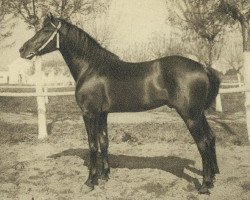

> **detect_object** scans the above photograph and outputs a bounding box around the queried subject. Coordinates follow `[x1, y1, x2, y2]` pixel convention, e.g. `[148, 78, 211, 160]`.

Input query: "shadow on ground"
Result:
[49, 148, 202, 189]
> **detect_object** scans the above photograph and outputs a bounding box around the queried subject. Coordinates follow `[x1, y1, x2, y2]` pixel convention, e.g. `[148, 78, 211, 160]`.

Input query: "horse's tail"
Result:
[205, 67, 221, 109]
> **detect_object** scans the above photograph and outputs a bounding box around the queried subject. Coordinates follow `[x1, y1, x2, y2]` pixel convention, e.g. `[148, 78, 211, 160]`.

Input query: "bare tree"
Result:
[86, 15, 113, 47]
[49, 0, 92, 20]
[218, 0, 250, 51]
[186, 31, 225, 66]
[77, 0, 120, 48]
[7, 0, 97, 32]
[218, 0, 250, 137]
[120, 43, 152, 62]
[169, 0, 226, 67]
[0, 0, 14, 45]
[148, 31, 189, 59]
[222, 39, 243, 72]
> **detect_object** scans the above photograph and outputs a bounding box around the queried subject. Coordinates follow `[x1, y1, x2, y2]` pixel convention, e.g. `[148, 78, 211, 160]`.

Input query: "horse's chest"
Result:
[75, 77, 108, 113]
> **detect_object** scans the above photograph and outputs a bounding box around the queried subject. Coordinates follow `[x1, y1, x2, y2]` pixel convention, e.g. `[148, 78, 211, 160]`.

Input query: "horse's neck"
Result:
[58, 24, 115, 81]
[59, 49, 82, 81]
[59, 35, 92, 81]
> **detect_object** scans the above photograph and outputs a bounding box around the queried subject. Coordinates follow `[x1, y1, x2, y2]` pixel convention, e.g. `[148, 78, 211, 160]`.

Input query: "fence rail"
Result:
[0, 83, 247, 96]
[0, 85, 75, 89]
[221, 83, 244, 86]
[0, 82, 247, 139]
[0, 91, 75, 97]
[219, 87, 250, 94]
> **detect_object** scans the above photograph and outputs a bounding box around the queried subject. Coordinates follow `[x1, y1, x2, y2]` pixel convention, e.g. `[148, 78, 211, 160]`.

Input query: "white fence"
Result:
[216, 82, 247, 112]
[0, 84, 75, 138]
[0, 81, 248, 139]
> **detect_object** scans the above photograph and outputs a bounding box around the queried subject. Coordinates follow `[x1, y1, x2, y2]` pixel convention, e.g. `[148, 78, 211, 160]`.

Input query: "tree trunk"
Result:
[241, 20, 250, 140]
[241, 21, 250, 51]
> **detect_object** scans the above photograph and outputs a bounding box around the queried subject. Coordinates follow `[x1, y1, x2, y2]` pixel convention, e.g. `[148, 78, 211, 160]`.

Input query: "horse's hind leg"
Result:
[182, 113, 214, 194]
[202, 115, 220, 176]
[83, 115, 99, 189]
[98, 112, 110, 180]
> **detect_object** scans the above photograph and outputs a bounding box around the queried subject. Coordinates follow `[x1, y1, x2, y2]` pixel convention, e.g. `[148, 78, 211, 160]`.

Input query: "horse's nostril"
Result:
[19, 47, 24, 53]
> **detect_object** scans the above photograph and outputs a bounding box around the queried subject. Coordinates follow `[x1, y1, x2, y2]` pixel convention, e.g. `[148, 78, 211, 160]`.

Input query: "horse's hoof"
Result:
[81, 184, 94, 193]
[85, 177, 98, 189]
[212, 168, 220, 175]
[85, 181, 94, 189]
[214, 168, 220, 174]
[198, 186, 210, 195]
[100, 168, 110, 181]
[207, 181, 214, 188]
[100, 173, 109, 181]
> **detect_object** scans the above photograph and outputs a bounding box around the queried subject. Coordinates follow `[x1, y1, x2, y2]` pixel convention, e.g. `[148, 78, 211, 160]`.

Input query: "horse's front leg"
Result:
[98, 112, 110, 180]
[83, 115, 99, 189]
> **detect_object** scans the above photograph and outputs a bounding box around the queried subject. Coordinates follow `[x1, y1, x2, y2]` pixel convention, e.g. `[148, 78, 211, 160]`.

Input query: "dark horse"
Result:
[20, 13, 220, 194]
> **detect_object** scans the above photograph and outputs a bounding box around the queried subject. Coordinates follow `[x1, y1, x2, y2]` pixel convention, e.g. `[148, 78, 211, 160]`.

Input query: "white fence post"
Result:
[243, 52, 250, 141]
[237, 73, 242, 89]
[216, 93, 222, 112]
[44, 86, 49, 104]
[34, 56, 47, 139]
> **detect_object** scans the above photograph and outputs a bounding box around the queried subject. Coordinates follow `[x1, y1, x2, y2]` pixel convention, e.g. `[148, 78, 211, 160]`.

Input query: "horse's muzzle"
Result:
[19, 46, 36, 60]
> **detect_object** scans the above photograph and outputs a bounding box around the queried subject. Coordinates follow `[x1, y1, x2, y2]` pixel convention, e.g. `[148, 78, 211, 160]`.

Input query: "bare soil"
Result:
[0, 109, 249, 200]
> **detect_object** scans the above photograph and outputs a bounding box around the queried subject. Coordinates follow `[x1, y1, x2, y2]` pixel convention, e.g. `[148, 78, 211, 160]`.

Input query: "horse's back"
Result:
[102, 55, 205, 79]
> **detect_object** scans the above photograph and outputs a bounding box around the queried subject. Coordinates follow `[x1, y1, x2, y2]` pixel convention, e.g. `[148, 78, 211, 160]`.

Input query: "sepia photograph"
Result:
[0, 0, 249, 199]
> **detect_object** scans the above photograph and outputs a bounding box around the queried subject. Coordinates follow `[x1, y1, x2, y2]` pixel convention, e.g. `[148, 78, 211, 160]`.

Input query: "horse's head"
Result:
[19, 13, 61, 59]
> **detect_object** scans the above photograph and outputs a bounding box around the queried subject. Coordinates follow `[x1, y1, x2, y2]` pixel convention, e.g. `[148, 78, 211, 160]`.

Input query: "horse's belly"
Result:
[107, 81, 168, 112]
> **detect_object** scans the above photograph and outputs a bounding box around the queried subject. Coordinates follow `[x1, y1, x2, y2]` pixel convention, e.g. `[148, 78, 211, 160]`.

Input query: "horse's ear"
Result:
[47, 12, 55, 22]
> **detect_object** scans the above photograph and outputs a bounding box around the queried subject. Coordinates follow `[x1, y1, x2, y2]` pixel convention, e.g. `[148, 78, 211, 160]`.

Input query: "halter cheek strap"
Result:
[38, 21, 62, 52]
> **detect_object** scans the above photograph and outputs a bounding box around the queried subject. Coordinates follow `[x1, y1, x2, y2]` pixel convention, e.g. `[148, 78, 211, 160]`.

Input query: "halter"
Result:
[38, 21, 62, 52]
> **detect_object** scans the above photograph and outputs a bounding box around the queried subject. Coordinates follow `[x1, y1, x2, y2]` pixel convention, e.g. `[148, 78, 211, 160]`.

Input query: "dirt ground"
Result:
[0, 110, 249, 200]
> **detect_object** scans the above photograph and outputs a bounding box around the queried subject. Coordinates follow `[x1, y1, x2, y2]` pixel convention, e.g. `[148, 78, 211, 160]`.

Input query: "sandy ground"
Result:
[0, 111, 249, 200]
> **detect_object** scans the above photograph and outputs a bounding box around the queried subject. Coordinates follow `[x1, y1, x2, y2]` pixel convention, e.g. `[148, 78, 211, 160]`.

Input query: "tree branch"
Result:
[218, 0, 246, 24]
[246, 10, 250, 20]
[21, 0, 32, 17]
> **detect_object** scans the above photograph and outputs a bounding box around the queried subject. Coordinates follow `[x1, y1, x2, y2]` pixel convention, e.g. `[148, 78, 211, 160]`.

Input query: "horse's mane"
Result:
[60, 19, 120, 61]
